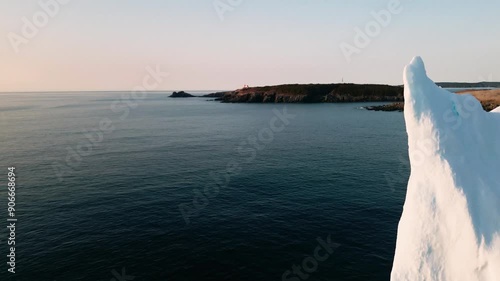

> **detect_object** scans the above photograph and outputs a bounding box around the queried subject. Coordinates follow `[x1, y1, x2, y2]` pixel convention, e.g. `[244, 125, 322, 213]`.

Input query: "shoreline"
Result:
[168, 85, 499, 112]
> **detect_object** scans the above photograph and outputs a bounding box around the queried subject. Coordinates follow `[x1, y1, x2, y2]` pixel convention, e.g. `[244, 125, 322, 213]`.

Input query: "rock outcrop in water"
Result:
[170, 91, 195, 98]
[201, 92, 226, 98]
[208, 84, 404, 103]
[365, 102, 404, 112]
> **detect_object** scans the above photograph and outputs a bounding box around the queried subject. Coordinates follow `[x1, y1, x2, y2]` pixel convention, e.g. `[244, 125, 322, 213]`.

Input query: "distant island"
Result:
[435, 82, 500, 88]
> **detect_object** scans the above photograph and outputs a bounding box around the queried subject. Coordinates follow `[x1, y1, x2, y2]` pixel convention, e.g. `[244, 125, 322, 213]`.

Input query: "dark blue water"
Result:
[0, 92, 409, 281]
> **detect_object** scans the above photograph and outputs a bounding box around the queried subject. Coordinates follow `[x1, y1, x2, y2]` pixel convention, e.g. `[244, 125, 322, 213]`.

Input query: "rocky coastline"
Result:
[205, 84, 404, 103]
[173, 85, 498, 112]
[365, 102, 404, 112]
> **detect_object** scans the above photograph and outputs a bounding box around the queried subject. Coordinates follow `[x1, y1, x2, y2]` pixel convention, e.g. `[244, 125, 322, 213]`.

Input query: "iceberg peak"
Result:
[408, 56, 426, 74]
[391, 57, 500, 281]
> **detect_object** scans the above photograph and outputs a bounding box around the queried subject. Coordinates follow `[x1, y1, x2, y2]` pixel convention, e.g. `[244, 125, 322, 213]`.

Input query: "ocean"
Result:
[0, 91, 409, 281]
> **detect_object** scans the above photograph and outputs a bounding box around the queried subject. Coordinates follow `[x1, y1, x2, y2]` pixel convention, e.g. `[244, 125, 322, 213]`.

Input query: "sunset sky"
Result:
[1, 0, 499, 92]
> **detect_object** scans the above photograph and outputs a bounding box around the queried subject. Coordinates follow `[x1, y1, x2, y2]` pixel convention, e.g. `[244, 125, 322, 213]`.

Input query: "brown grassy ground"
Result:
[456, 89, 500, 111]
[366, 89, 500, 112]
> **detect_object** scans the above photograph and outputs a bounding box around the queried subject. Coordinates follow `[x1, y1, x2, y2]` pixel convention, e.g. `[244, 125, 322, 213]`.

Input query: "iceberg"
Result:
[391, 57, 500, 281]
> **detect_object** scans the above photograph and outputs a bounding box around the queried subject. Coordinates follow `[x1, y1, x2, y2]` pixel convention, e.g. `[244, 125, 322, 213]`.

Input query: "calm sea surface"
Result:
[0, 91, 409, 281]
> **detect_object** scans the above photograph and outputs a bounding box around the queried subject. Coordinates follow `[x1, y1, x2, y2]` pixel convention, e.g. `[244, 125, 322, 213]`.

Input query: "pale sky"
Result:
[1, 0, 499, 92]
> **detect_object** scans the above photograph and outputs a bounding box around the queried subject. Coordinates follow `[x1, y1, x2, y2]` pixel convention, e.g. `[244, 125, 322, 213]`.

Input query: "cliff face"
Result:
[216, 84, 404, 103]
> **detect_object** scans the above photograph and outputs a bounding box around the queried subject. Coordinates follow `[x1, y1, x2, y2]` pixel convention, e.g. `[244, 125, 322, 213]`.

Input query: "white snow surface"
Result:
[391, 57, 500, 281]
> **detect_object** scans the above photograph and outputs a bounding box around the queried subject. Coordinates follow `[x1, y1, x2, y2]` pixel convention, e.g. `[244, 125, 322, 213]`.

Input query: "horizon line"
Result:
[1, 81, 498, 94]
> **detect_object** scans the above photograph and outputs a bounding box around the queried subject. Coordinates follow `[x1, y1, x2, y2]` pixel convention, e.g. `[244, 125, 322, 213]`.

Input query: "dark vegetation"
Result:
[209, 83, 404, 103]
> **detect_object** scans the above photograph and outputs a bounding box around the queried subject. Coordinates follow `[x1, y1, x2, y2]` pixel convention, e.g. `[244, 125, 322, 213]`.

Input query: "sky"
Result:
[0, 0, 499, 92]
